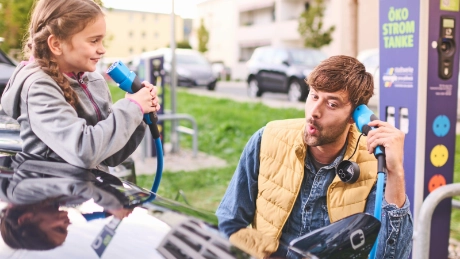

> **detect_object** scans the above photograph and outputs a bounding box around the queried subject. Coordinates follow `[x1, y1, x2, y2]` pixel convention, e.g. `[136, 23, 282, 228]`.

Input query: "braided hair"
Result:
[23, 0, 103, 110]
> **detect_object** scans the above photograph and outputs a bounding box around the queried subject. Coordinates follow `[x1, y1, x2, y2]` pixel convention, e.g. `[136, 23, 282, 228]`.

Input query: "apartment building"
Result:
[196, 0, 379, 80]
[103, 8, 184, 63]
[193, 0, 238, 67]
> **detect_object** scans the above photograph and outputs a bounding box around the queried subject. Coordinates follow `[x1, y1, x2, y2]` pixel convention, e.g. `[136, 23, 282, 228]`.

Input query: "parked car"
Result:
[211, 61, 232, 81]
[246, 46, 328, 102]
[0, 48, 17, 95]
[138, 48, 217, 90]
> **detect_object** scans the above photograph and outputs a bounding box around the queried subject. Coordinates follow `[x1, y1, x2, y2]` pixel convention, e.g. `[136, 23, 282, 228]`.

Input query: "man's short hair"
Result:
[306, 55, 374, 108]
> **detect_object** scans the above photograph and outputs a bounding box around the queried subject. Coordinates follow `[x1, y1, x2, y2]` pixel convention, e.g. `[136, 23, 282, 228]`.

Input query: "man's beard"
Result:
[303, 117, 350, 147]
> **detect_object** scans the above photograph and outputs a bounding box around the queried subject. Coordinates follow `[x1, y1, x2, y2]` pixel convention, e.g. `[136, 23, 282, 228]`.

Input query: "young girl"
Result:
[1, 0, 160, 172]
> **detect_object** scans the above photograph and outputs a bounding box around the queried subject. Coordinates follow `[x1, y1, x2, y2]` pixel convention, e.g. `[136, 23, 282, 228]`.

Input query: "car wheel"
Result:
[248, 78, 262, 98]
[300, 84, 309, 102]
[288, 80, 302, 102]
[207, 81, 216, 91]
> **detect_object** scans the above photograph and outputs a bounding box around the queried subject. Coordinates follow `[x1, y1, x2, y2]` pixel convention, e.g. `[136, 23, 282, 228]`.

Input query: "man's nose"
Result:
[309, 102, 322, 119]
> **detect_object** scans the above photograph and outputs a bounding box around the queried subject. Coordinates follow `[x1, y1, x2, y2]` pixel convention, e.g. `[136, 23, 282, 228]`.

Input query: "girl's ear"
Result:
[48, 34, 63, 56]
[17, 212, 34, 226]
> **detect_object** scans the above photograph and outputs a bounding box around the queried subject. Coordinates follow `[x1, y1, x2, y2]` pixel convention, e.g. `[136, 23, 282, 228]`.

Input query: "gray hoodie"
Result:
[1, 62, 146, 171]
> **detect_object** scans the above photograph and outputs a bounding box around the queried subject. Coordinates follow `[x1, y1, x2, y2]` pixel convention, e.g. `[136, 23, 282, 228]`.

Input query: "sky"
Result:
[102, 0, 204, 19]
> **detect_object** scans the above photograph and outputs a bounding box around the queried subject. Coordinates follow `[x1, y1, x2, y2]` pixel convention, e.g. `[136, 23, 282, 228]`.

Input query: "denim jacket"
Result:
[216, 127, 413, 259]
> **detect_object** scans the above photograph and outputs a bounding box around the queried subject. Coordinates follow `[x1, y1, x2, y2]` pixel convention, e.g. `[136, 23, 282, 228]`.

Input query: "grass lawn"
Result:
[108, 83, 460, 240]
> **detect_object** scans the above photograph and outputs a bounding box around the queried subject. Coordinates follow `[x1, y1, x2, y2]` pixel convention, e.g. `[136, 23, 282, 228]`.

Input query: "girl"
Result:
[1, 0, 160, 172]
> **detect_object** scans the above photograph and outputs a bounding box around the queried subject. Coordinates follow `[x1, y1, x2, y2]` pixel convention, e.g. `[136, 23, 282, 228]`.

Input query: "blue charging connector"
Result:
[352, 104, 386, 259]
[106, 60, 163, 197]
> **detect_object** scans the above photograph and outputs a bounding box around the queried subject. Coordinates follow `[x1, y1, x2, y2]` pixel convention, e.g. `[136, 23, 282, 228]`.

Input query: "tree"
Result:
[0, 0, 104, 55]
[297, 0, 335, 49]
[0, 0, 35, 54]
[94, 0, 104, 6]
[167, 40, 192, 49]
[196, 18, 209, 53]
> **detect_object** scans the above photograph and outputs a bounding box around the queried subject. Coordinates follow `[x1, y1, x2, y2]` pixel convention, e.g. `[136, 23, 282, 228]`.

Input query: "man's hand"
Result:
[366, 120, 406, 207]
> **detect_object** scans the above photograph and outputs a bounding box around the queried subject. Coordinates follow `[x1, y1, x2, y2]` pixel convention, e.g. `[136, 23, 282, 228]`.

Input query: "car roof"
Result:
[140, 48, 203, 58]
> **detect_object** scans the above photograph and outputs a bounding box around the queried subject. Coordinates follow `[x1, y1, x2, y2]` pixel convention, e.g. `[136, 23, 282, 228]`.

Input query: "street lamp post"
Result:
[170, 0, 179, 153]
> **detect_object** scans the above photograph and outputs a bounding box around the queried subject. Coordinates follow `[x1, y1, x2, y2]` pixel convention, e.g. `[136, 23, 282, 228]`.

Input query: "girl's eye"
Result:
[92, 39, 99, 43]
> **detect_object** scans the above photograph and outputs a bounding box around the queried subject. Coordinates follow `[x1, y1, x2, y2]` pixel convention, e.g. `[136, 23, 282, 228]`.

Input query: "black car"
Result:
[0, 48, 17, 94]
[246, 47, 327, 102]
[0, 152, 380, 259]
[0, 153, 254, 259]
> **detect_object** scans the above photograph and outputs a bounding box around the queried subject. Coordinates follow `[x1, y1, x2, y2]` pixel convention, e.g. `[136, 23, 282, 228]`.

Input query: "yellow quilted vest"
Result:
[230, 119, 377, 258]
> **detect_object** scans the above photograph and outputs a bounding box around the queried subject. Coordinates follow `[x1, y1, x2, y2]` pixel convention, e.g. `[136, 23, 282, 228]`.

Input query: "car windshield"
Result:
[289, 49, 327, 66]
[176, 53, 209, 66]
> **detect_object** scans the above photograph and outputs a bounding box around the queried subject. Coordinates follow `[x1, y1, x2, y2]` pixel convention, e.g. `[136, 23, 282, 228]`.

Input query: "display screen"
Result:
[443, 18, 455, 28]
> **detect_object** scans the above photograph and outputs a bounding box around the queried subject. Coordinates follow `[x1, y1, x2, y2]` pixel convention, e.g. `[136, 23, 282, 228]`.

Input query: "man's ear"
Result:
[48, 34, 63, 56]
[17, 212, 34, 225]
[348, 116, 355, 125]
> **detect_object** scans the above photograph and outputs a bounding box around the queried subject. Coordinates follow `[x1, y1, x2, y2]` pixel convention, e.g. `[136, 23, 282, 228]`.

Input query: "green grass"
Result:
[109, 83, 460, 240]
[108, 83, 304, 211]
[451, 136, 460, 240]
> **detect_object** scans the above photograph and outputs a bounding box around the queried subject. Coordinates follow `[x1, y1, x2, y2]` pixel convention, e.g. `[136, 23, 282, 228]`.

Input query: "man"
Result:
[216, 55, 413, 259]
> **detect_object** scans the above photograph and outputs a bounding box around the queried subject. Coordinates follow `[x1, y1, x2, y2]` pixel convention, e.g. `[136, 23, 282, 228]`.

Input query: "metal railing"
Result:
[158, 113, 198, 157]
[141, 113, 198, 159]
[413, 183, 460, 259]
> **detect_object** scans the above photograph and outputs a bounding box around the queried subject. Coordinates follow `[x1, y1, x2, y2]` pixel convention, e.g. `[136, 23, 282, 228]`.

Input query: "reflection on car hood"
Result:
[0, 206, 171, 258]
[0, 153, 252, 259]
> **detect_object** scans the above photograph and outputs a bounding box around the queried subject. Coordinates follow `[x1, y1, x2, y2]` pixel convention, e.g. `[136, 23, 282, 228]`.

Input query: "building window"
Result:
[129, 47, 133, 54]
[129, 31, 133, 38]
[142, 31, 146, 38]
[142, 14, 146, 22]
[154, 32, 159, 39]
[142, 47, 146, 52]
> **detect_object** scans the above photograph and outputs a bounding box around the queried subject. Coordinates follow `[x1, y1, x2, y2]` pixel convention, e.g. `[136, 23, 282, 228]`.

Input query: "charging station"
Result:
[136, 54, 165, 156]
[379, 0, 460, 258]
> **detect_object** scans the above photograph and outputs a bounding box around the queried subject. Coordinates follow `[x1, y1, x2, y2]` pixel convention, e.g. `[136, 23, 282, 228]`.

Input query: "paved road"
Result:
[186, 80, 378, 111]
[186, 81, 305, 110]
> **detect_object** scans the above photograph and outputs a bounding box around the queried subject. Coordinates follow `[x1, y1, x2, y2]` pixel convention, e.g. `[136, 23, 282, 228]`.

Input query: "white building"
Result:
[195, 0, 379, 80]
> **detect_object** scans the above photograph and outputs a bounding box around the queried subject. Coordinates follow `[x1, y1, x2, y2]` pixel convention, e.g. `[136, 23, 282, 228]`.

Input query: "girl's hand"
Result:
[125, 81, 161, 114]
[141, 81, 161, 112]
